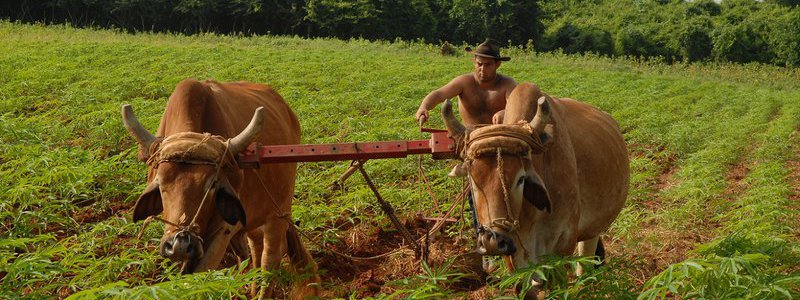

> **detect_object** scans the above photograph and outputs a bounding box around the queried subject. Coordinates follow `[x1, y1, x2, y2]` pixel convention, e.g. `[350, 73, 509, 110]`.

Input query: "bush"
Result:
[711, 22, 772, 64]
[686, 0, 722, 16]
[304, 0, 437, 40]
[448, 0, 543, 46]
[769, 9, 800, 66]
[678, 17, 713, 62]
[549, 22, 614, 56]
[615, 25, 659, 58]
[304, 0, 379, 39]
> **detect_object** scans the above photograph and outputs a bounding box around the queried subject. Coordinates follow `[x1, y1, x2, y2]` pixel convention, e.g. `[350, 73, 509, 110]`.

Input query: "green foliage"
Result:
[382, 259, 465, 299]
[305, 0, 437, 41]
[540, 0, 800, 66]
[548, 22, 614, 56]
[686, 0, 722, 16]
[496, 256, 599, 299]
[615, 25, 662, 58]
[66, 262, 262, 299]
[677, 17, 713, 62]
[304, 0, 379, 38]
[5, 0, 800, 67]
[639, 254, 800, 299]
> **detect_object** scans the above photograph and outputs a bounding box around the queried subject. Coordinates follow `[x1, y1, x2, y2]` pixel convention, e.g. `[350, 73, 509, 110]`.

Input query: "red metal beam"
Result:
[237, 129, 455, 168]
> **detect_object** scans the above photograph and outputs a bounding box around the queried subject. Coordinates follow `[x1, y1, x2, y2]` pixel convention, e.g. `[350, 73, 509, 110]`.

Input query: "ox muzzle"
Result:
[160, 229, 204, 274]
[476, 226, 516, 256]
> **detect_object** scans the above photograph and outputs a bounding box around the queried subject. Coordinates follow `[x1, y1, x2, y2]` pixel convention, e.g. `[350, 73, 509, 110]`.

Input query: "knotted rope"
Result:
[137, 132, 235, 250]
[461, 123, 541, 263]
[464, 121, 544, 160]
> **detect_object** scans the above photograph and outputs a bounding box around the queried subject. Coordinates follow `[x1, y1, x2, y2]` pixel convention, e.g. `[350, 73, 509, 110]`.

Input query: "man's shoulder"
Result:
[446, 73, 476, 89]
[498, 74, 518, 89]
[454, 73, 475, 82]
[498, 74, 517, 84]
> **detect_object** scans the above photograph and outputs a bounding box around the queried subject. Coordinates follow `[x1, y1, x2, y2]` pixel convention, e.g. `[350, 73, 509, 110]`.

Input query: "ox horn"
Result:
[122, 104, 156, 161]
[529, 96, 555, 148]
[229, 106, 265, 154]
[441, 99, 466, 138]
[530, 96, 552, 132]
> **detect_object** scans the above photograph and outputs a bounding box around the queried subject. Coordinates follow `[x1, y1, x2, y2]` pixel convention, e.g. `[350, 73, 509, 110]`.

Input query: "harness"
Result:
[139, 132, 237, 254]
[461, 121, 546, 262]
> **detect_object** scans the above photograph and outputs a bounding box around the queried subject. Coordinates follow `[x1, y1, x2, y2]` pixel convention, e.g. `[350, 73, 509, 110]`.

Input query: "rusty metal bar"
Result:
[329, 159, 367, 190]
[357, 163, 421, 257]
[237, 129, 455, 168]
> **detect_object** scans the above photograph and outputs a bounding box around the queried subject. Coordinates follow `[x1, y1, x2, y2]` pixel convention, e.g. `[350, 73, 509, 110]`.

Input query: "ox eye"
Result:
[516, 177, 525, 186]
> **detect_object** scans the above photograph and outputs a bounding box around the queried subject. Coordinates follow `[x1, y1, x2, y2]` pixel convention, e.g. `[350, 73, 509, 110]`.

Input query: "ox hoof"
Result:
[517, 280, 545, 300]
[482, 256, 499, 273]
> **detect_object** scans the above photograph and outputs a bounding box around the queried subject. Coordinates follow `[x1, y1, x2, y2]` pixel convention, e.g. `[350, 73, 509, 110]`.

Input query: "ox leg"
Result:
[258, 218, 290, 300]
[286, 226, 321, 299]
[575, 236, 600, 276]
[247, 228, 265, 298]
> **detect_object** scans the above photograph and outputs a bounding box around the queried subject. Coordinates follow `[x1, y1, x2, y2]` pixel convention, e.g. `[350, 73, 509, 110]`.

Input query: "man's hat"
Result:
[465, 38, 510, 61]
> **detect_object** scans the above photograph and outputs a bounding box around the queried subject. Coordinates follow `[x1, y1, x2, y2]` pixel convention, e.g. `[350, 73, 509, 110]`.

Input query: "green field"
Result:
[2, 22, 800, 299]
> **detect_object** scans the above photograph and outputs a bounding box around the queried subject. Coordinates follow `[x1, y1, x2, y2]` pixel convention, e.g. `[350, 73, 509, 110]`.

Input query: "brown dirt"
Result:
[607, 143, 743, 286]
[72, 200, 131, 224]
[314, 216, 488, 298]
[787, 131, 800, 246]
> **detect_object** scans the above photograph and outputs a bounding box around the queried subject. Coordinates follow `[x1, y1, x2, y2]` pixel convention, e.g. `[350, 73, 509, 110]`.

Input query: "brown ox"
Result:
[122, 79, 319, 299]
[442, 82, 628, 288]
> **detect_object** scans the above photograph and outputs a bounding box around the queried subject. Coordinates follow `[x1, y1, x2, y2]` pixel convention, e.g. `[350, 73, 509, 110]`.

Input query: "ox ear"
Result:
[538, 124, 555, 148]
[215, 179, 247, 226]
[524, 172, 551, 213]
[133, 181, 163, 222]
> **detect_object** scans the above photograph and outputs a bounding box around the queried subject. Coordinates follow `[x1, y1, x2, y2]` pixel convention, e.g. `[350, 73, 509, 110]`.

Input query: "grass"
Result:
[1, 21, 800, 299]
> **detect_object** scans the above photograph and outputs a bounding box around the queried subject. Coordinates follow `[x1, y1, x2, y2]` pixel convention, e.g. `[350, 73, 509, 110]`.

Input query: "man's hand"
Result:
[415, 107, 429, 126]
[492, 110, 505, 124]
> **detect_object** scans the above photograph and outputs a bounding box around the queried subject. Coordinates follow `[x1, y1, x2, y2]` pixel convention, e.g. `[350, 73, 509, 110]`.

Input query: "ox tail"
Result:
[286, 226, 321, 299]
[595, 238, 606, 269]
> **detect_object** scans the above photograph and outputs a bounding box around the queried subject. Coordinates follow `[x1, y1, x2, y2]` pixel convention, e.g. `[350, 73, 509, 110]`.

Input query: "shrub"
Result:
[678, 17, 713, 62]
[304, 0, 380, 39]
[448, 0, 543, 46]
[686, 0, 722, 16]
[615, 25, 659, 58]
[769, 9, 800, 66]
[549, 22, 614, 56]
[711, 22, 772, 64]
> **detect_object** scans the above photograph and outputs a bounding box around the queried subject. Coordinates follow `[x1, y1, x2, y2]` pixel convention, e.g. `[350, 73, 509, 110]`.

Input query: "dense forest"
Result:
[3, 0, 799, 66]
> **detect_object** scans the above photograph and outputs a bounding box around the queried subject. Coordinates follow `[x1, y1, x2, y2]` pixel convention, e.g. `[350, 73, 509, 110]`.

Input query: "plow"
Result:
[236, 127, 460, 259]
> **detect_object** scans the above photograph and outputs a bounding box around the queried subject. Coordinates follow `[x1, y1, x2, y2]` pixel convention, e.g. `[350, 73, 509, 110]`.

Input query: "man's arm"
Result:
[416, 76, 465, 125]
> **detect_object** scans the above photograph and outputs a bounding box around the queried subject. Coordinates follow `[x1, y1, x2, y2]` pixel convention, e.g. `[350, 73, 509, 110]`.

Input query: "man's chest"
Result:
[460, 87, 506, 111]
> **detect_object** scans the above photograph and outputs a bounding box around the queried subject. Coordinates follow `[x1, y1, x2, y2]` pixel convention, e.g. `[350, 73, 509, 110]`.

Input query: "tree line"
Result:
[3, 0, 799, 67]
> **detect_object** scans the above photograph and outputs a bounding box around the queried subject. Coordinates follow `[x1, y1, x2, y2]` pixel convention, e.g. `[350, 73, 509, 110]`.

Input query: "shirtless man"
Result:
[415, 38, 517, 127]
[416, 40, 517, 274]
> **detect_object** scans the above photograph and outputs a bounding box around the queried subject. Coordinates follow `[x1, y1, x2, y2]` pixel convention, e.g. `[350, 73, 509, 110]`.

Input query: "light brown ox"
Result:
[442, 82, 629, 285]
[122, 79, 319, 299]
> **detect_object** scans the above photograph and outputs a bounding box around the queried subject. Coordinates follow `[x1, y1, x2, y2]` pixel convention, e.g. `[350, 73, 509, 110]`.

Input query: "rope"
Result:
[137, 134, 232, 250]
[496, 148, 515, 223]
[495, 148, 530, 260]
[464, 122, 543, 160]
[188, 139, 230, 227]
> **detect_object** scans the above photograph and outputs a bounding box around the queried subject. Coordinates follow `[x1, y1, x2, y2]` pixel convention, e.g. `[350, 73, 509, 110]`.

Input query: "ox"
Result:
[122, 79, 319, 299]
[442, 82, 629, 292]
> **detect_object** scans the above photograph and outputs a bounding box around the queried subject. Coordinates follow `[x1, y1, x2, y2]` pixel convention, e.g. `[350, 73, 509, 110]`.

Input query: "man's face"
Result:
[473, 56, 501, 83]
